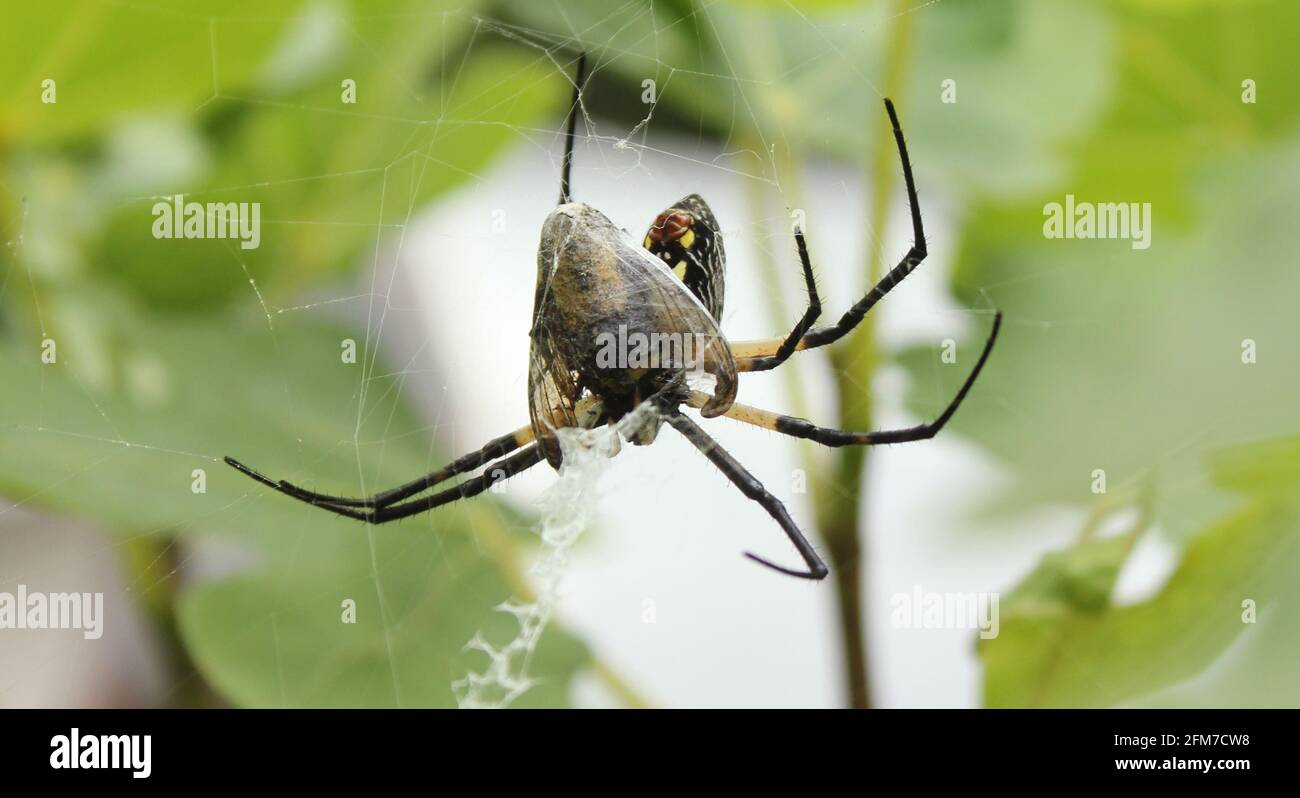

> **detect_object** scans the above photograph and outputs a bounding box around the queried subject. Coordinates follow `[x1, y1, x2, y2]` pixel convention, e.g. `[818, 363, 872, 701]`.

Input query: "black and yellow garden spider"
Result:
[226, 53, 1002, 581]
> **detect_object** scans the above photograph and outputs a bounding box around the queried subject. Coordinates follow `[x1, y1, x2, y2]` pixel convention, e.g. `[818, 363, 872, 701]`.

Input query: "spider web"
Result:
[0, 0, 1063, 709]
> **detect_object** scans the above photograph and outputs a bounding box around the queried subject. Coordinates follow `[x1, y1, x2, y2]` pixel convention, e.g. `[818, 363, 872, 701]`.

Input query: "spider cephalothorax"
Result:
[225, 53, 1002, 581]
[643, 194, 725, 320]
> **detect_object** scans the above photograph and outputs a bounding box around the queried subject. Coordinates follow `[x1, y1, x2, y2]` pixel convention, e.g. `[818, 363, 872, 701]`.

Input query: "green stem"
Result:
[122, 535, 225, 707]
[814, 0, 918, 709]
[590, 660, 651, 709]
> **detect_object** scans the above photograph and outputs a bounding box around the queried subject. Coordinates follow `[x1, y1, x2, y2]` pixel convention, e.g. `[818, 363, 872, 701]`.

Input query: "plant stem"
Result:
[814, 0, 918, 709]
[590, 660, 650, 709]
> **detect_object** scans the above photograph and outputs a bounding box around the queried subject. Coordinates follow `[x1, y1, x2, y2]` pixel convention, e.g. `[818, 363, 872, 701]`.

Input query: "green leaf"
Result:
[89, 11, 563, 309]
[0, 308, 588, 707]
[898, 132, 1300, 538]
[0, 1, 294, 145]
[895, 2, 1300, 523]
[503, 0, 1114, 197]
[2, 2, 562, 312]
[176, 536, 586, 708]
[1001, 532, 1139, 618]
[981, 433, 1300, 707]
[1133, 579, 1300, 709]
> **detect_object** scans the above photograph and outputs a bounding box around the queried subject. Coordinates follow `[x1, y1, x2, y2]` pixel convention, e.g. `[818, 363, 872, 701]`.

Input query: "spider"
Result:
[225, 53, 1002, 580]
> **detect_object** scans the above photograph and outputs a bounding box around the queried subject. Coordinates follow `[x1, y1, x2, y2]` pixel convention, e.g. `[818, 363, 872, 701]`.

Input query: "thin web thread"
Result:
[453, 401, 659, 709]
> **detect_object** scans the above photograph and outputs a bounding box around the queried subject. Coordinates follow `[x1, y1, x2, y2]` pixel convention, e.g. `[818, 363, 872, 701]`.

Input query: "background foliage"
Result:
[0, 0, 1295, 707]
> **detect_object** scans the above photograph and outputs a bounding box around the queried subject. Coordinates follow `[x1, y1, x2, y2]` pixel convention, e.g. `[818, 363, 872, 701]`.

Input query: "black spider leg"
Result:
[230, 445, 546, 524]
[557, 51, 587, 205]
[741, 228, 821, 372]
[729, 311, 1002, 446]
[743, 98, 927, 372]
[663, 411, 828, 580]
[224, 427, 531, 509]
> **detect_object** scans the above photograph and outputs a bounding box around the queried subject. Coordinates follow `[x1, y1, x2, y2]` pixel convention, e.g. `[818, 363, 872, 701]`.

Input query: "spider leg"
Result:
[737, 228, 822, 372]
[224, 425, 534, 510]
[731, 98, 933, 372]
[557, 52, 587, 205]
[663, 411, 827, 580]
[238, 445, 546, 524]
[708, 312, 1001, 445]
[357, 444, 545, 524]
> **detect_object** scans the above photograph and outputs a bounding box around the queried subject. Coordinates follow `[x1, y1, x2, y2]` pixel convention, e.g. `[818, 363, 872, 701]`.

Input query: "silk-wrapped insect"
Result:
[527, 197, 737, 465]
[226, 53, 1002, 580]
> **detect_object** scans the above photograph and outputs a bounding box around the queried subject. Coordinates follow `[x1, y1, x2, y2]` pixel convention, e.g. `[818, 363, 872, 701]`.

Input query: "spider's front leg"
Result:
[734, 227, 821, 373]
[664, 411, 828, 580]
[731, 98, 935, 372]
[224, 424, 536, 514]
[226, 394, 608, 521]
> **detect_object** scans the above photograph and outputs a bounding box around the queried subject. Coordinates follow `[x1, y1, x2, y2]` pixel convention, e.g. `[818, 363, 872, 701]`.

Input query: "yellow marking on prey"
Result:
[672, 261, 688, 280]
[678, 228, 695, 250]
[643, 234, 653, 249]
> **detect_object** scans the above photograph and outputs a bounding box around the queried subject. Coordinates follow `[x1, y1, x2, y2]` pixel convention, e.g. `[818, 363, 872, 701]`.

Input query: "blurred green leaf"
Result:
[727, 0, 861, 9]
[0, 0, 293, 145]
[0, 0, 589, 707]
[891, 0, 1300, 708]
[896, 3, 1300, 519]
[1000, 531, 1139, 617]
[982, 433, 1300, 707]
[1062, 0, 1298, 225]
[93, 18, 563, 309]
[0, 308, 587, 706]
[505, 0, 1113, 197]
[1133, 579, 1300, 709]
[177, 532, 585, 708]
[898, 134, 1300, 538]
